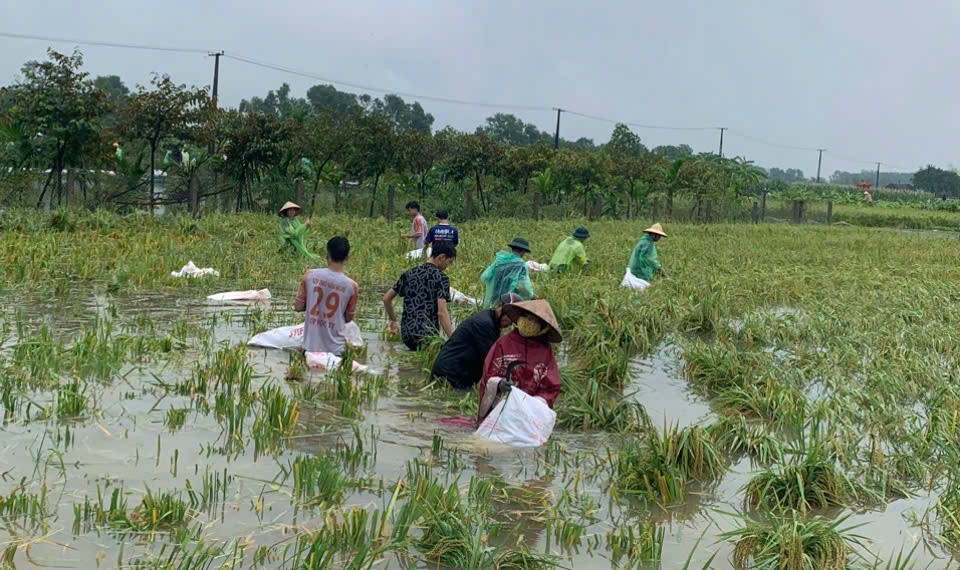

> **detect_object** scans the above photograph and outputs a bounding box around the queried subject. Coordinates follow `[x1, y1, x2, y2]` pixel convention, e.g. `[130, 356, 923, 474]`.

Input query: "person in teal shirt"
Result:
[628, 223, 667, 281]
[549, 227, 589, 272]
[480, 237, 534, 308]
[278, 201, 319, 259]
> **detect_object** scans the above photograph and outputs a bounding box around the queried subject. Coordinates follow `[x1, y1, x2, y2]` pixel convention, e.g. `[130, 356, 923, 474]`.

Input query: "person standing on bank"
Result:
[431, 293, 523, 390]
[401, 201, 428, 250]
[294, 236, 358, 355]
[628, 223, 667, 282]
[425, 209, 459, 248]
[383, 242, 457, 350]
[480, 237, 535, 308]
[549, 227, 589, 272]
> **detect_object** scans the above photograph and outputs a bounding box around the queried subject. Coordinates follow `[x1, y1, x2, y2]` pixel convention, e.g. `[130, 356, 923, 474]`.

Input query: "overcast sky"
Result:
[3, 0, 958, 176]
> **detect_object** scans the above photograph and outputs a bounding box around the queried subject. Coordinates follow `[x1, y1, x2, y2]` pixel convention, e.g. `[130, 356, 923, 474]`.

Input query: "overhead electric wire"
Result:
[0, 31, 210, 54]
[0, 29, 920, 171]
[726, 129, 819, 152]
[562, 109, 716, 132]
[223, 53, 553, 112]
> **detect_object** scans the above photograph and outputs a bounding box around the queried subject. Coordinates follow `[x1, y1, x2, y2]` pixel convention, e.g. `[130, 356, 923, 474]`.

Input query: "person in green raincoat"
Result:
[278, 201, 319, 259]
[480, 237, 534, 308]
[549, 227, 589, 272]
[628, 223, 667, 281]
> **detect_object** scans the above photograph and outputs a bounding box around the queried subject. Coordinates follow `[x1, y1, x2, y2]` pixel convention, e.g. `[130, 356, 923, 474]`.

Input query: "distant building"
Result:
[885, 183, 915, 191]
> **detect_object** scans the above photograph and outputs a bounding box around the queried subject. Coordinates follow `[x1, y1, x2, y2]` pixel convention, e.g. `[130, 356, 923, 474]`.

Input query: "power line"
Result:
[223, 53, 553, 112]
[562, 109, 716, 132]
[726, 129, 819, 152]
[0, 30, 923, 171]
[0, 31, 209, 54]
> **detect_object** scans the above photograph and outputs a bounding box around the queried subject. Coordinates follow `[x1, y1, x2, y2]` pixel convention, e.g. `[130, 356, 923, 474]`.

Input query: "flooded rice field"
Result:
[0, 286, 949, 569]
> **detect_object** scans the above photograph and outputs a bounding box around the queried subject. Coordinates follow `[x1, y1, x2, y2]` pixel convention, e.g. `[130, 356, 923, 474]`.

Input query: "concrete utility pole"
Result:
[718, 127, 727, 158]
[553, 108, 562, 149]
[209, 51, 224, 106]
[816, 149, 825, 183]
[875, 162, 881, 188]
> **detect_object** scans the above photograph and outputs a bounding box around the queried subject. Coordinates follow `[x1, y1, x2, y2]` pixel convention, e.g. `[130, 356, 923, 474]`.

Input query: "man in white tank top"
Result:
[294, 236, 358, 355]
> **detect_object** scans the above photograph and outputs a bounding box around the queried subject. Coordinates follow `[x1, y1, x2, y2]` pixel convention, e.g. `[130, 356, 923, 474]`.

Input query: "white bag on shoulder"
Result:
[619, 268, 651, 291]
[476, 388, 556, 447]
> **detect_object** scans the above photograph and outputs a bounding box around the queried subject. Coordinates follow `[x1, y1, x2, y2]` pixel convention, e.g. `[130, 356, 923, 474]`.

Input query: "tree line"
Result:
[0, 49, 944, 220]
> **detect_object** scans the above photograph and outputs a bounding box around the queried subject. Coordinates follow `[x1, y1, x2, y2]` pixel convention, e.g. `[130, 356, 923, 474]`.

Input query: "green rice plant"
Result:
[707, 415, 785, 464]
[164, 408, 187, 432]
[554, 368, 650, 432]
[252, 383, 300, 455]
[723, 511, 865, 570]
[744, 439, 877, 512]
[936, 477, 960, 549]
[128, 488, 189, 531]
[290, 455, 345, 507]
[72, 486, 131, 532]
[615, 424, 725, 504]
[415, 334, 446, 374]
[56, 379, 89, 418]
[606, 521, 664, 567]
[184, 468, 231, 515]
[401, 463, 556, 569]
[0, 479, 49, 528]
[683, 340, 765, 393]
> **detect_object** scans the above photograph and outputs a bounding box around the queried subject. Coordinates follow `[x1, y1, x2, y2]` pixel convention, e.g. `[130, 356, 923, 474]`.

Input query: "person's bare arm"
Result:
[344, 285, 358, 324]
[293, 274, 307, 312]
[383, 289, 399, 333]
[437, 298, 453, 337]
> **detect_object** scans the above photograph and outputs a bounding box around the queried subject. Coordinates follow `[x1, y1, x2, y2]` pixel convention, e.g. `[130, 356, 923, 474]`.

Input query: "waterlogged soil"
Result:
[0, 289, 945, 569]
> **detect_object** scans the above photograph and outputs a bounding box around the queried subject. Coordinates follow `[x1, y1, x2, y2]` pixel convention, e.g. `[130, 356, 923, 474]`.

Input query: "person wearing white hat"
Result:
[278, 202, 319, 259]
[628, 223, 667, 282]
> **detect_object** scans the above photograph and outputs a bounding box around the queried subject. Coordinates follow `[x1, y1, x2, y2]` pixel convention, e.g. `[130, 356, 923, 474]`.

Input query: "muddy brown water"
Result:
[0, 290, 947, 568]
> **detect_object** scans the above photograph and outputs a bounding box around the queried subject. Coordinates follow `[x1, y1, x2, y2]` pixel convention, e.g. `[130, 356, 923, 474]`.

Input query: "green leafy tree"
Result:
[344, 112, 397, 216]
[913, 166, 960, 198]
[6, 49, 108, 206]
[239, 83, 310, 119]
[220, 111, 289, 211]
[477, 113, 550, 146]
[367, 94, 434, 133]
[123, 75, 211, 211]
[398, 130, 441, 199]
[440, 132, 504, 216]
[306, 84, 360, 115]
[292, 110, 354, 207]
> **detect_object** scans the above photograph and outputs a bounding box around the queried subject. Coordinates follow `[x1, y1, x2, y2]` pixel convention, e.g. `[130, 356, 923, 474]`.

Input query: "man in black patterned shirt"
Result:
[383, 242, 456, 350]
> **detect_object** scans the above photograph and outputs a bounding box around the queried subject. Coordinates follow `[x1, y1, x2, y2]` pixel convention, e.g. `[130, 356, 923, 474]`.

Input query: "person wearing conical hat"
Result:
[548, 227, 590, 272]
[278, 201, 319, 259]
[477, 299, 563, 423]
[480, 237, 535, 308]
[628, 223, 667, 282]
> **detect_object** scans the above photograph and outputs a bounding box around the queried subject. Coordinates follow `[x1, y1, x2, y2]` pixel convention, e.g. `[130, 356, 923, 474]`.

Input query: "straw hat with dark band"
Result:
[278, 201, 301, 217]
[503, 299, 562, 343]
[644, 223, 667, 237]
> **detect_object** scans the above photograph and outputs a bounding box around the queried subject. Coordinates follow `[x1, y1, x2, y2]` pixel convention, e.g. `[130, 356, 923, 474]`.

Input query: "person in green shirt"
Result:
[480, 237, 535, 308]
[278, 201, 319, 259]
[628, 223, 667, 281]
[549, 227, 590, 272]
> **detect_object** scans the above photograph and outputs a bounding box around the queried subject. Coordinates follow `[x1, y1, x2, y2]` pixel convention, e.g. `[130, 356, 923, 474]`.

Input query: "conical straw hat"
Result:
[502, 299, 562, 343]
[644, 223, 667, 237]
[278, 201, 301, 217]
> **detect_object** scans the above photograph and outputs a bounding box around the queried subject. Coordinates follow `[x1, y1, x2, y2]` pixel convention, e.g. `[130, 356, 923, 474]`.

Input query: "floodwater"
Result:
[0, 289, 952, 569]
